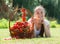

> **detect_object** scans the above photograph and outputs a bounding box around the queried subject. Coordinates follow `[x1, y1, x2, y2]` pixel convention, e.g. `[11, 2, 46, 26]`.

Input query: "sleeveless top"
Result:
[34, 24, 44, 37]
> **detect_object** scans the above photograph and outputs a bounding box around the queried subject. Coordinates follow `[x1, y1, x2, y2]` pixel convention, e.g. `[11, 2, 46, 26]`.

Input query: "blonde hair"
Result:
[34, 5, 46, 16]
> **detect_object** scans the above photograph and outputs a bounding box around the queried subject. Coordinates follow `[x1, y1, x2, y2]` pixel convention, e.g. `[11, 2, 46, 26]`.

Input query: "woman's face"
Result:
[34, 8, 44, 19]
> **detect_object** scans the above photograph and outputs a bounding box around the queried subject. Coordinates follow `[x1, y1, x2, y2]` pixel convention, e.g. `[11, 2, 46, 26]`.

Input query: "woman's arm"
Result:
[44, 19, 51, 37]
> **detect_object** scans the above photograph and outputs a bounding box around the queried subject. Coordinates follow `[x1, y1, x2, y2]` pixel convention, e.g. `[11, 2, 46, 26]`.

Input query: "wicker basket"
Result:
[9, 7, 34, 39]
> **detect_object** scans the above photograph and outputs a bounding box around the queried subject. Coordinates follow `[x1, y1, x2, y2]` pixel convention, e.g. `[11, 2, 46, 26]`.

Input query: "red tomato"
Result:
[13, 24, 18, 29]
[16, 21, 21, 25]
[19, 28, 23, 33]
[15, 36, 19, 39]
[21, 8, 26, 12]
[21, 8, 26, 22]
[20, 22, 24, 26]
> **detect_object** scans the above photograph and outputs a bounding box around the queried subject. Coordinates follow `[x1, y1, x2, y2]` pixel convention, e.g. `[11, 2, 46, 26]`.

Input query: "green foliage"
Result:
[13, 0, 41, 13]
[0, 18, 15, 28]
[0, 18, 9, 28]
[50, 20, 60, 28]
[51, 25, 56, 28]
[41, 0, 58, 18]
[0, 0, 60, 23]
[12, 0, 60, 23]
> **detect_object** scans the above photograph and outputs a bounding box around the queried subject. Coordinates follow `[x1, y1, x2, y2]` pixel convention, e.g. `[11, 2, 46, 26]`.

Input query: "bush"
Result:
[0, 18, 15, 29]
[51, 25, 56, 28]
[50, 20, 60, 28]
[0, 18, 8, 28]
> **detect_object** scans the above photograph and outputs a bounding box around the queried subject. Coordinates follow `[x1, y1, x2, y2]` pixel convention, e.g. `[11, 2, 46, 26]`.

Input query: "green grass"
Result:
[0, 28, 60, 44]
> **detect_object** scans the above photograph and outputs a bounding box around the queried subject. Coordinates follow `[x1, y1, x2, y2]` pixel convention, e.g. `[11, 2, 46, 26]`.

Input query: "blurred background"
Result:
[0, 0, 60, 28]
[0, 0, 60, 44]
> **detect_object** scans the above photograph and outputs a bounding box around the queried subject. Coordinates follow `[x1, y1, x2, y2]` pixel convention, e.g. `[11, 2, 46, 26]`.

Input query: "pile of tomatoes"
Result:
[10, 21, 31, 38]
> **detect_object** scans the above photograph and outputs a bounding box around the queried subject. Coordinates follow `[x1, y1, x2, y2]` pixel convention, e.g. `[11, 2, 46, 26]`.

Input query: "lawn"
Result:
[0, 28, 60, 44]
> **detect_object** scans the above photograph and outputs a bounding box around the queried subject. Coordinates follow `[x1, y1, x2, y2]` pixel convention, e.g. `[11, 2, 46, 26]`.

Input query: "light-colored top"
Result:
[34, 24, 41, 37]
[28, 18, 50, 37]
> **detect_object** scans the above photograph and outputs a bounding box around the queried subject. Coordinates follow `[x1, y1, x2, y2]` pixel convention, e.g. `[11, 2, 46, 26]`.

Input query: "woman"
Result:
[28, 5, 51, 37]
